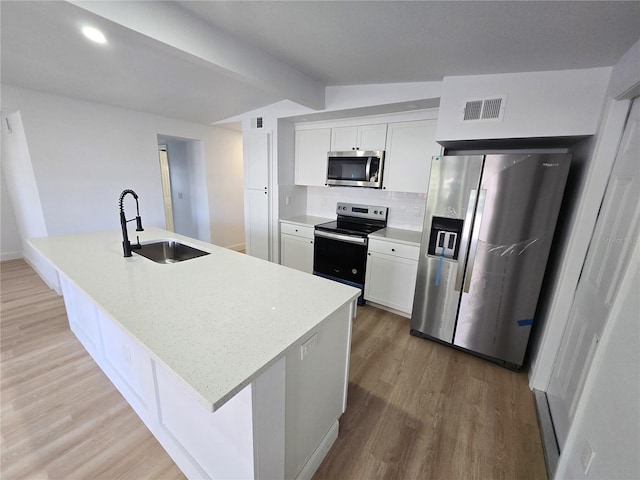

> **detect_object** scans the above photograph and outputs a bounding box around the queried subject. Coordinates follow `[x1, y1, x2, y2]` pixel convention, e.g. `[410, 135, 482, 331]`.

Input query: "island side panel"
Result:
[59, 275, 102, 360]
[285, 300, 355, 479]
[58, 272, 260, 479]
[153, 360, 255, 480]
[252, 356, 286, 480]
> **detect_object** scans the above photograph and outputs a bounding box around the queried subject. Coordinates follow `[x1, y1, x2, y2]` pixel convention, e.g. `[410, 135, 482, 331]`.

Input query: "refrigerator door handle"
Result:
[463, 189, 487, 293]
[454, 190, 478, 291]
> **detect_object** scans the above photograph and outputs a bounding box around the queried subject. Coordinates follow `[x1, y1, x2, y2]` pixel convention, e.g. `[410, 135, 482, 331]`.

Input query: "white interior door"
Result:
[158, 147, 174, 232]
[547, 98, 639, 449]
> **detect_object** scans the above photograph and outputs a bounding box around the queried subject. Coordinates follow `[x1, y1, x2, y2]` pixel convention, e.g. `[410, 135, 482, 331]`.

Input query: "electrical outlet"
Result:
[300, 333, 318, 360]
[580, 439, 595, 475]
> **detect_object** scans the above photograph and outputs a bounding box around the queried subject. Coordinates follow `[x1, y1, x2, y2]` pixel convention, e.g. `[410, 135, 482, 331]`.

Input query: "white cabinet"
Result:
[246, 188, 270, 260]
[295, 128, 331, 187]
[280, 222, 314, 274]
[383, 120, 441, 193]
[244, 132, 269, 190]
[244, 133, 270, 260]
[330, 124, 387, 151]
[365, 238, 420, 316]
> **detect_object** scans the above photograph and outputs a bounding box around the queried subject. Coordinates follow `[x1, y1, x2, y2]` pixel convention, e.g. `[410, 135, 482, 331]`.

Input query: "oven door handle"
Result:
[315, 230, 368, 245]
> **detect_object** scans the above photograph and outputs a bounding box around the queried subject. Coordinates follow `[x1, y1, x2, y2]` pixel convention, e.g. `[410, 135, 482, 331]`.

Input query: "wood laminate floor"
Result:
[1, 259, 546, 479]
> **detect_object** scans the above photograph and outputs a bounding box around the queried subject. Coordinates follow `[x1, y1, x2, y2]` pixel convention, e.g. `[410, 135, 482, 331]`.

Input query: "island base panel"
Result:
[57, 272, 354, 479]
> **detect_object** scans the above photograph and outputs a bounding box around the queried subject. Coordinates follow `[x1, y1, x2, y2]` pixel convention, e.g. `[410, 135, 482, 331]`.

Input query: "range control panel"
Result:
[336, 202, 388, 221]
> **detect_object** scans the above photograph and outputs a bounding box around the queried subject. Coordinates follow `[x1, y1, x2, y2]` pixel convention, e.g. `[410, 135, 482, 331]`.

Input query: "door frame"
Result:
[529, 96, 634, 392]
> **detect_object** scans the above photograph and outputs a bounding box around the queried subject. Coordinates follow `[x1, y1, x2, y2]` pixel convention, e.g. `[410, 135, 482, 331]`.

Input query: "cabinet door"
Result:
[358, 124, 388, 151]
[281, 234, 314, 274]
[330, 126, 358, 151]
[245, 188, 270, 260]
[365, 251, 418, 314]
[383, 120, 441, 193]
[244, 133, 270, 190]
[295, 128, 331, 186]
[331, 124, 387, 151]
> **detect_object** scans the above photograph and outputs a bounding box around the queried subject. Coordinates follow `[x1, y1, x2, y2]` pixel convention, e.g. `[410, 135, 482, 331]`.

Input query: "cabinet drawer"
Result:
[368, 239, 419, 260]
[281, 222, 314, 239]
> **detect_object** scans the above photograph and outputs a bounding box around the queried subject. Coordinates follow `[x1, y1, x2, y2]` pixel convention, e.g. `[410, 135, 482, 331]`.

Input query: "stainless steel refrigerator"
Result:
[410, 154, 571, 369]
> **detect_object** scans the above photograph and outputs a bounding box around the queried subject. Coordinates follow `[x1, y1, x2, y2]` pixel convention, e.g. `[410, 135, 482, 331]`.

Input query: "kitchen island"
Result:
[29, 227, 360, 480]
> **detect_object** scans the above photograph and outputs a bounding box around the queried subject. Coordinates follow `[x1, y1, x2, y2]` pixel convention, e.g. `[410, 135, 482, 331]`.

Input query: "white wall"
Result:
[0, 109, 58, 288]
[0, 168, 22, 260]
[203, 127, 244, 250]
[436, 68, 612, 142]
[1, 85, 243, 256]
[187, 140, 214, 244]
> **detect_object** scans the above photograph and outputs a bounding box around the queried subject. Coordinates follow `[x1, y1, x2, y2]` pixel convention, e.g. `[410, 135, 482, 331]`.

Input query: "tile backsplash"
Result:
[306, 186, 427, 231]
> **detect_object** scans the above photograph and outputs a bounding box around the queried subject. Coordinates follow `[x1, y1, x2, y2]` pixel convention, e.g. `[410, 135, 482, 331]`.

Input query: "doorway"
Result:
[156, 135, 211, 242]
[158, 145, 174, 232]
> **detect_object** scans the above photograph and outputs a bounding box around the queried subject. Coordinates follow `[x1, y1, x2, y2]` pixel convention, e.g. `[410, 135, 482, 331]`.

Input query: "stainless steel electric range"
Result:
[313, 203, 388, 304]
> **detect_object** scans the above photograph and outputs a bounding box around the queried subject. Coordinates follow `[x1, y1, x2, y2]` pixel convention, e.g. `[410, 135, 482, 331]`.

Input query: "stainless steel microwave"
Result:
[326, 150, 385, 188]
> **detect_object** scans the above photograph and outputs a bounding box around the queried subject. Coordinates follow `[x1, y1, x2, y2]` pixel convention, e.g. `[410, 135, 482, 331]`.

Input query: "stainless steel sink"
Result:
[134, 240, 210, 264]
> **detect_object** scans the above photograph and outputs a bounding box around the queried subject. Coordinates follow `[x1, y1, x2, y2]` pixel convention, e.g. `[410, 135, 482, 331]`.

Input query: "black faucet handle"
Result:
[131, 236, 142, 250]
[136, 216, 144, 232]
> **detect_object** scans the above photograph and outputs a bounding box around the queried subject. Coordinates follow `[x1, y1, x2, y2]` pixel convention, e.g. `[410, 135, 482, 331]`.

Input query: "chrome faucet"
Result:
[119, 189, 144, 257]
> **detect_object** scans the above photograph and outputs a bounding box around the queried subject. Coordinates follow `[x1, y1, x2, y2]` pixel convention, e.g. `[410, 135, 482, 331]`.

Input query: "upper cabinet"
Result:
[295, 128, 331, 187]
[294, 112, 441, 191]
[383, 120, 441, 194]
[330, 124, 387, 151]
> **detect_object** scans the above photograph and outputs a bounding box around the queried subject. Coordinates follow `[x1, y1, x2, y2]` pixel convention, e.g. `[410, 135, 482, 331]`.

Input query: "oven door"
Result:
[313, 230, 368, 291]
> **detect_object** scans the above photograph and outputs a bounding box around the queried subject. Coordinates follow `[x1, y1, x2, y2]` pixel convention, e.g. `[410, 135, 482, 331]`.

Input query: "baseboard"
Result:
[295, 419, 339, 480]
[1, 251, 23, 261]
[226, 243, 246, 252]
[23, 248, 62, 295]
[533, 389, 559, 480]
[365, 300, 411, 319]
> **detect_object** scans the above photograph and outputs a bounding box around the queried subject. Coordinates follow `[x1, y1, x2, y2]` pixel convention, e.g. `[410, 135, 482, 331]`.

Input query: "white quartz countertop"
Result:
[29, 227, 359, 412]
[369, 227, 423, 246]
[280, 215, 333, 227]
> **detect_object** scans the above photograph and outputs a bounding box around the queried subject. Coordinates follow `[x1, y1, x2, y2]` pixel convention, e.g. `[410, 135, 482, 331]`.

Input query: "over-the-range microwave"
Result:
[326, 150, 385, 188]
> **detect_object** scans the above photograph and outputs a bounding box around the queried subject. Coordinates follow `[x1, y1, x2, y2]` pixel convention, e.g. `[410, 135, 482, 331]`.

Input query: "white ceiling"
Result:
[2, 1, 639, 125]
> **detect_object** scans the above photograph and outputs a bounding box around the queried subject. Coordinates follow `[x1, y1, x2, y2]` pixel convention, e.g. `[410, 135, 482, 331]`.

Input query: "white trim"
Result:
[225, 242, 246, 252]
[1, 251, 23, 261]
[294, 108, 439, 131]
[294, 420, 340, 480]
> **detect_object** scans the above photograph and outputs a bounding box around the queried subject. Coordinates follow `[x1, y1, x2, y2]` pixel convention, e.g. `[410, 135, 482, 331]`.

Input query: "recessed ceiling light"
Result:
[82, 26, 106, 44]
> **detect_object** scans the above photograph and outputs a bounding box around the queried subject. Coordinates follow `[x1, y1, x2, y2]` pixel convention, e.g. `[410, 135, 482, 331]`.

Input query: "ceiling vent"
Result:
[251, 116, 264, 129]
[461, 96, 506, 122]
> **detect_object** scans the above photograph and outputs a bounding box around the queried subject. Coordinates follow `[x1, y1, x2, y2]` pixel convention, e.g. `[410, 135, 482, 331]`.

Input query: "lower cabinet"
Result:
[280, 222, 314, 274]
[364, 238, 419, 316]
